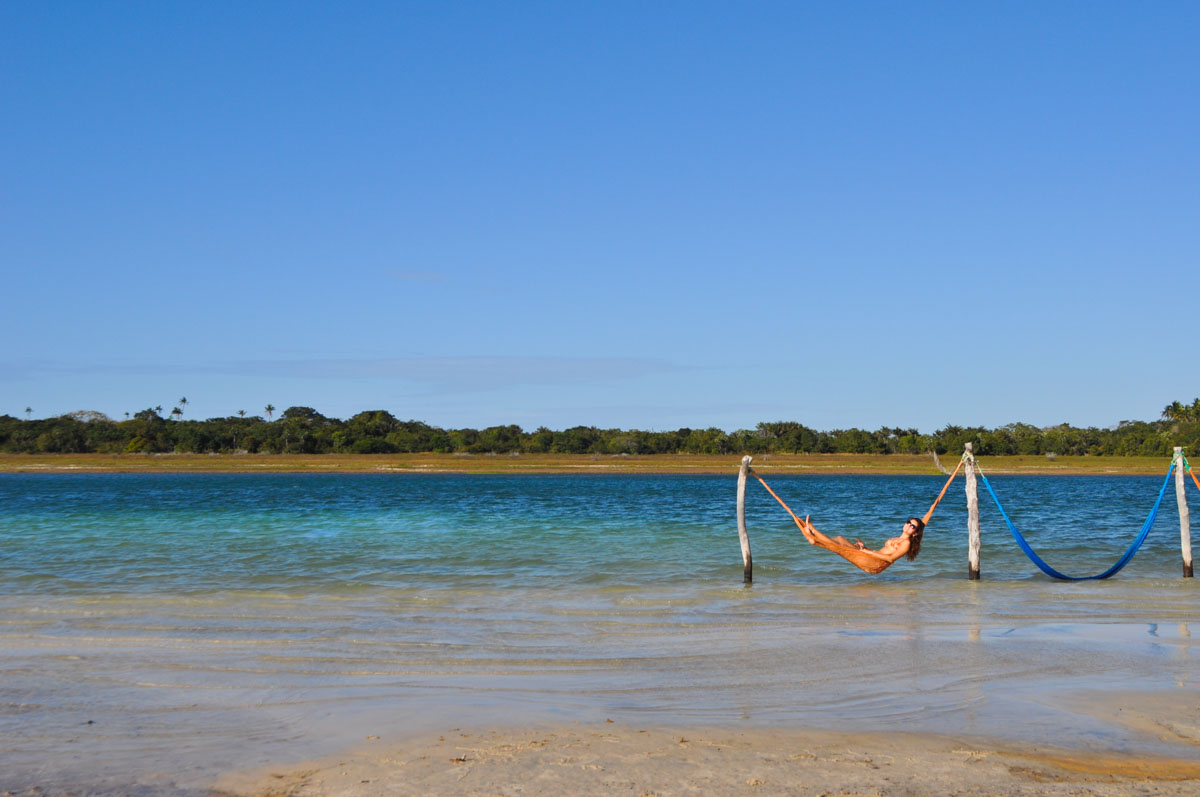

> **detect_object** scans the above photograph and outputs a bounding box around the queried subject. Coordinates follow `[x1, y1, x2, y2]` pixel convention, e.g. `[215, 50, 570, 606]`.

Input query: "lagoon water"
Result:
[1, 473, 1197, 793]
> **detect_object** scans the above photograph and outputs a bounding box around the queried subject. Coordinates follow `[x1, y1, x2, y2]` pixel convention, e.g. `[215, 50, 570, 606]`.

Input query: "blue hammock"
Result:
[978, 461, 1175, 580]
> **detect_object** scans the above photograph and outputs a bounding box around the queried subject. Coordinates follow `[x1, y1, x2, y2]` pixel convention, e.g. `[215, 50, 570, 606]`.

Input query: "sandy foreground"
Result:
[213, 722, 1200, 797]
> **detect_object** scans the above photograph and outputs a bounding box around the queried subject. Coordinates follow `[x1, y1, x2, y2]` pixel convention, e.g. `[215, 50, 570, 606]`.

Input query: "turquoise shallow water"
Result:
[1, 472, 1193, 591]
[1, 473, 1197, 793]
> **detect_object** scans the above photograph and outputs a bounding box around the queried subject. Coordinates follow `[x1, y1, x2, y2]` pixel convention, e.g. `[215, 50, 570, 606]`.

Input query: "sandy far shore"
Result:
[213, 724, 1200, 797]
[0, 452, 1174, 475]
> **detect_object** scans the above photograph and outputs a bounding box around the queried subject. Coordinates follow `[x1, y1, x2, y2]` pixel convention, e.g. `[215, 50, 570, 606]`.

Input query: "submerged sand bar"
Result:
[5, 587, 1198, 795]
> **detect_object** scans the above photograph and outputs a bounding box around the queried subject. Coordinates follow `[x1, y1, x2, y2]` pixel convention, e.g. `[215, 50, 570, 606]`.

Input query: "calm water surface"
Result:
[1, 473, 1197, 793]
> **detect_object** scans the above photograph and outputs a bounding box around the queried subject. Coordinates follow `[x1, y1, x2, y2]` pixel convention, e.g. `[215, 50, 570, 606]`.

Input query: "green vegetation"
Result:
[2, 401, 1200, 458]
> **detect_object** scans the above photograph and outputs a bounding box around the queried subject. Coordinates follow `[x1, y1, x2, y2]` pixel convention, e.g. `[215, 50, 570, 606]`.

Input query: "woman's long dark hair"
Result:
[906, 517, 926, 561]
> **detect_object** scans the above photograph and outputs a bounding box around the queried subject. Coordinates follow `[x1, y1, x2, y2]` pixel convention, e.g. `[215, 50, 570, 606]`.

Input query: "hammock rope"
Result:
[749, 456, 964, 574]
[977, 456, 1176, 581]
[1183, 452, 1200, 494]
[922, 455, 964, 525]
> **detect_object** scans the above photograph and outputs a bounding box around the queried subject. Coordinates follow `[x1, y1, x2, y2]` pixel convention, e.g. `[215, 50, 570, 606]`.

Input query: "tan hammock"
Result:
[750, 457, 963, 575]
[807, 533, 894, 574]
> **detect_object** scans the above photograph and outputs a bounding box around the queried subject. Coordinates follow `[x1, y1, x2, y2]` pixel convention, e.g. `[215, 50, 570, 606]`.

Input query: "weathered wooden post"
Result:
[736, 455, 753, 583]
[1174, 447, 1193, 578]
[964, 443, 980, 580]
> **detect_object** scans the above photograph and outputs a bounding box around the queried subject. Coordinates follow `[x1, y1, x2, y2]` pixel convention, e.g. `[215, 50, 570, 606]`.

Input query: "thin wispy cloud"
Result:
[6, 356, 689, 392]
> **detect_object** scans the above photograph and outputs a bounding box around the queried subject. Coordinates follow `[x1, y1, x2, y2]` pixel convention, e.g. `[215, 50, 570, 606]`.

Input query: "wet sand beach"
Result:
[214, 720, 1200, 797]
[5, 583, 1198, 796]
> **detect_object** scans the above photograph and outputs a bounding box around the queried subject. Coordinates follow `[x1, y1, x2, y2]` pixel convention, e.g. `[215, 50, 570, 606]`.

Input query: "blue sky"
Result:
[3, 2, 1197, 432]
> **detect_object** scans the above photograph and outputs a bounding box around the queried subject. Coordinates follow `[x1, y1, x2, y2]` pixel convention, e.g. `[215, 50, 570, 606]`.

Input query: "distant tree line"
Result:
[3, 401, 1200, 457]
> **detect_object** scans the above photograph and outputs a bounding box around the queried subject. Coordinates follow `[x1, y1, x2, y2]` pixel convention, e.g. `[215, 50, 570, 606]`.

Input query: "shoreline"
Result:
[213, 721, 1200, 796]
[0, 452, 1175, 475]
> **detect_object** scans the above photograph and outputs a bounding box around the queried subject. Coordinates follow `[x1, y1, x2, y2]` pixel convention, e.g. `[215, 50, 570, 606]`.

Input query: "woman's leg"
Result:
[804, 518, 858, 548]
[802, 519, 842, 548]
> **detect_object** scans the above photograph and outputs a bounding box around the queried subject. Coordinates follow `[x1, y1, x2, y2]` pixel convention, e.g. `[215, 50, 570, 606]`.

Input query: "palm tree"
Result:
[124, 412, 131, 420]
[1190, 398, 1200, 423]
[24, 406, 32, 420]
[264, 404, 275, 421]
[171, 407, 182, 422]
[179, 397, 188, 419]
[154, 405, 163, 417]
[238, 409, 246, 418]
[1163, 401, 1185, 422]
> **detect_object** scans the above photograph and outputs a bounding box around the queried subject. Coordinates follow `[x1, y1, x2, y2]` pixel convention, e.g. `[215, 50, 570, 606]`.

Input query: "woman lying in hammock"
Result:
[798, 515, 925, 574]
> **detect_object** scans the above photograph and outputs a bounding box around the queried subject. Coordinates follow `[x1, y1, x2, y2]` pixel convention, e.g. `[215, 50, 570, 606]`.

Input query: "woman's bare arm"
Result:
[853, 546, 904, 564]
